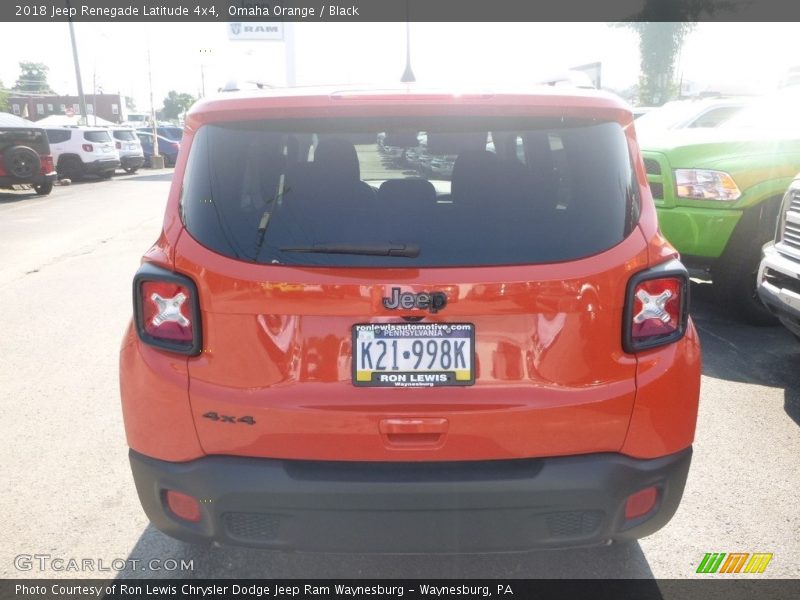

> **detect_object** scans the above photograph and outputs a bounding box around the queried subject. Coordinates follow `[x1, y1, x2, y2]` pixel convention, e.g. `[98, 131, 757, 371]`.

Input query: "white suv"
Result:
[111, 128, 145, 174]
[44, 127, 121, 181]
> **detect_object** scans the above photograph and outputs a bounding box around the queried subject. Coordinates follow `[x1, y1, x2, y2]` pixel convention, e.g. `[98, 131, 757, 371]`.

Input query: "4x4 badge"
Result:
[382, 287, 447, 313]
[203, 412, 255, 425]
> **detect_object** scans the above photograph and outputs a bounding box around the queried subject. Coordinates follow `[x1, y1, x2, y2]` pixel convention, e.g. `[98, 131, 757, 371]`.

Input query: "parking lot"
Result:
[1, 172, 798, 579]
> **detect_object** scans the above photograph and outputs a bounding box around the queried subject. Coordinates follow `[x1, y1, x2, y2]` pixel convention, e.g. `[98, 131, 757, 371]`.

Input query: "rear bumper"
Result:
[0, 171, 57, 187]
[758, 242, 800, 337]
[130, 447, 692, 553]
[84, 158, 121, 174]
[121, 155, 145, 169]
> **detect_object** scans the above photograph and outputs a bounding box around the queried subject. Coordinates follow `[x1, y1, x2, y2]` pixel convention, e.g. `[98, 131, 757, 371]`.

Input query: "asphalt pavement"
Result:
[0, 172, 798, 580]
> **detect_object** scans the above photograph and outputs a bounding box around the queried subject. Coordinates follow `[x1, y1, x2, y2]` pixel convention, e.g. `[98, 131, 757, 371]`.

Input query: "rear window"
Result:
[45, 129, 71, 144]
[160, 127, 183, 141]
[84, 130, 111, 143]
[0, 128, 50, 154]
[181, 117, 639, 267]
[113, 130, 137, 141]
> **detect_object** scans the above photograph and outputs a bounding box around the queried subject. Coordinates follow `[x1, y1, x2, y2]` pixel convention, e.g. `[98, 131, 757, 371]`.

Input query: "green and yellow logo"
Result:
[696, 552, 773, 574]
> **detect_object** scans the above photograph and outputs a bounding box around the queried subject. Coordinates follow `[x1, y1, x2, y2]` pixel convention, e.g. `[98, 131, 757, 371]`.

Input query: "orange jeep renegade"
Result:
[120, 86, 701, 552]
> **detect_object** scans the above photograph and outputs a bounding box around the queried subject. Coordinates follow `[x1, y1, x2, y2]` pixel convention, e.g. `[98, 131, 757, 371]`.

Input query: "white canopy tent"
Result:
[0, 112, 37, 127]
[35, 115, 120, 128]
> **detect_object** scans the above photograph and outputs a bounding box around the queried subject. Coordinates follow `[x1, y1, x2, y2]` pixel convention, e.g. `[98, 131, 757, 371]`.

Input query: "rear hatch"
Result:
[83, 129, 117, 159]
[113, 129, 143, 157]
[174, 105, 649, 461]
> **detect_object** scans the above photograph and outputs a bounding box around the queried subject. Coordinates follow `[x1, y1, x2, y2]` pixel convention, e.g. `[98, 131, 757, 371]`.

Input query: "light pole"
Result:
[146, 28, 162, 167]
[199, 48, 212, 98]
[400, 20, 415, 83]
[284, 22, 296, 86]
[92, 29, 111, 125]
[65, 0, 89, 125]
[92, 70, 97, 126]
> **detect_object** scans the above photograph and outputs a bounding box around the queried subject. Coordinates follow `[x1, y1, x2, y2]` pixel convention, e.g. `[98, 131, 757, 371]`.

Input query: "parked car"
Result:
[120, 85, 701, 552]
[635, 97, 749, 138]
[640, 90, 800, 323]
[632, 106, 656, 120]
[137, 126, 183, 142]
[123, 112, 150, 128]
[758, 174, 800, 340]
[0, 113, 57, 195]
[111, 128, 145, 174]
[378, 131, 420, 164]
[44, 126, 120, 181]
[136, 131, 180, 167]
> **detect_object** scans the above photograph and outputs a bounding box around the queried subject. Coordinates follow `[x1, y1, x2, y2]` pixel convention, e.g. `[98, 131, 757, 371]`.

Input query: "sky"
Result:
[1, 22, 799, 112]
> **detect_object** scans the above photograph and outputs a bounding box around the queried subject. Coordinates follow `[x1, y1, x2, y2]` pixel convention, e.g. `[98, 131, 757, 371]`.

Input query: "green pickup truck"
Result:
[639, 93, 800, 323]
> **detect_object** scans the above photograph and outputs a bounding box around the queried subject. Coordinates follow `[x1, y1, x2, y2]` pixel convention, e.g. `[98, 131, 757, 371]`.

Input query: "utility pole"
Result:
[284, 22, 296, 86]
[66, 0, 89, 125]
[199, 47, 212, 98]
[400, 16, 415, 83]
[146, 28, 161, 166]
[92, 70, 97, 126]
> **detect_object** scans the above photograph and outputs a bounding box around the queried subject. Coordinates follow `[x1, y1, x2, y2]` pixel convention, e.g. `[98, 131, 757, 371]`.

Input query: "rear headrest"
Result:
[451, 150, 498, 202]
[378, 178, 436, 205]
[313, 138, 361, 182]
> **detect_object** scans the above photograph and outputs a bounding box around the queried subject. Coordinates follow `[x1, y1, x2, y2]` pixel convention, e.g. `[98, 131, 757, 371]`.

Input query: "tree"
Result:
[617, 0, 732, 105]
[12, 61, 54, 94]
[625, 22, 695, 105]
[0, 80, 9, 112]
[161, 90, 195, 121]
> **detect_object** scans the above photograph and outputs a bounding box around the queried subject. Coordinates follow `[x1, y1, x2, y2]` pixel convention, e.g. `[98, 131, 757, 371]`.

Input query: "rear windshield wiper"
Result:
[253, 185, 291, 262]
[279, 243, 420, 258]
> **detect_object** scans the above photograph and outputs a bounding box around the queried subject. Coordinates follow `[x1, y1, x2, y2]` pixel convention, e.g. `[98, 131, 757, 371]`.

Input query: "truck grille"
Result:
[783, 222, 800, 250]
[642, 153, 668, 201]
[780, 190, 800, 253]
[643, 158, 661, 175]
[649, 182, 664, 199]
[790, 190, 800, 213]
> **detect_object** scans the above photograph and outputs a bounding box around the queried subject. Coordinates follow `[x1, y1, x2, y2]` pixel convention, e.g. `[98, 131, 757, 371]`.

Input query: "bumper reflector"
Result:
[625, 486, 659, 520]
[165, 490, 202, 522]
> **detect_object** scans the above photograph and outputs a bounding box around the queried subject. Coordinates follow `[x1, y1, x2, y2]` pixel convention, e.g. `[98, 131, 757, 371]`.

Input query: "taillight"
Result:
[133, 263, 201, 355]
[623, 259, 689, 353]
[82, 143, 93, 152]
[116, 141, 121, 149]
[41, 155, 54, 174]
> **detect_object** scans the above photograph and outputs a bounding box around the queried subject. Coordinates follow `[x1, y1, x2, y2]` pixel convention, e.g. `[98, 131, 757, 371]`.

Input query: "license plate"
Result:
[352, 323, 475, 387]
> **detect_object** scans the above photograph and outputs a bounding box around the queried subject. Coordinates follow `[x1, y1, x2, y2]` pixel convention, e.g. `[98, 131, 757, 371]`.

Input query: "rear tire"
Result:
[123, 167, 139, 174]
[713, 202, 781, 326]
[58, 156, 84, 181]
[33, 181, 53, 195]
[3, 145, 41, 181]
[714, 242, 775, 325]
[99, 170, 115, 180]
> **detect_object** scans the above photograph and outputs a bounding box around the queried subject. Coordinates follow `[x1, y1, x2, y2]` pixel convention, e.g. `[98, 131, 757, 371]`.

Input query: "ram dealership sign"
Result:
[228, 22, 284, 41]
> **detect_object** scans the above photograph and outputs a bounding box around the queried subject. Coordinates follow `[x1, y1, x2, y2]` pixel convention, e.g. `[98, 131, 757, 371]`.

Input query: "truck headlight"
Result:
[674, 169, 741, 201]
